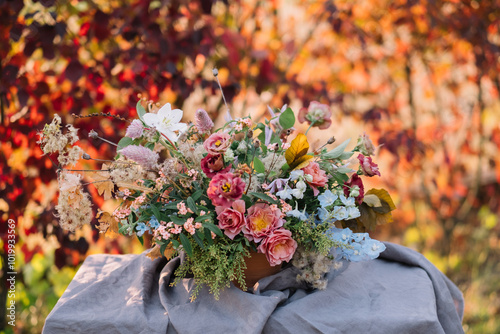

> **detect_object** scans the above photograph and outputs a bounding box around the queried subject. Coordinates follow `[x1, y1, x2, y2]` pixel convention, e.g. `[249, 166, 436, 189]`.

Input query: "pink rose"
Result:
[243, 203, 284, 243]
[355, 132, 376, 156]
[343, 174, 365, 205]
[203, 132, 231, 155]
[201, 154, 231, 178]
[357, 154, 380, 177]
[298, 101, 332, 130]
[301, 161, 328, 196]
[257, 229, 297, 266]
[216, 200, 246, 239]
[207, 173, 246, 208]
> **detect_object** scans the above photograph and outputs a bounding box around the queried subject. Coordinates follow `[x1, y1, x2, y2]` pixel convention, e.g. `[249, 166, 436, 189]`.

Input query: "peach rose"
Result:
[243, 203, 284, 243]
[301, 161, 328, 196]
[257, 228, 297, 266]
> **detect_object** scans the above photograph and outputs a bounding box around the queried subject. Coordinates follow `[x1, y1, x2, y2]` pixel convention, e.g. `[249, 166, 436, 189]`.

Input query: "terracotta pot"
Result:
[235, 251, 282, 290]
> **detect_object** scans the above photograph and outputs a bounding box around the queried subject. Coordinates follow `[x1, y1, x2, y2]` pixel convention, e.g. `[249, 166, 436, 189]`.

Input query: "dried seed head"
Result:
[253, 139, 261, 148]
[327, 137, 336, 145]
[89, 130, 98, 139]
[247, 129, 254, 138]
[82, 153, 91, 160]
[212, 68, 219, 77]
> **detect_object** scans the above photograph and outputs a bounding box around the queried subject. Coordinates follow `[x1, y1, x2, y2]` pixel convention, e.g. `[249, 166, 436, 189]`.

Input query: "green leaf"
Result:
[160, 240, 171, 256]
[186, 197, 198, 214]
[170, 215, 185, 225]
[279, 107, 296, 129]
[193, 232, 205, 250]
[117, 137, 133, 150]
[203, 222, 223, 237]
[253, 157, 266, 173]
[323, 139, 351, 160]
[136, 100, 146, 120]
[164, 201, 180, 210]
[171, 239, 180, 248]
[151, 204, 161, 222]
[138, 235, 144, 246]
[204, 228, 214, 245]
[191, 190, 203, 201]
[194, 215, 210, 222]
[179, 234, 193, 257]
[249, 192, 278, 204]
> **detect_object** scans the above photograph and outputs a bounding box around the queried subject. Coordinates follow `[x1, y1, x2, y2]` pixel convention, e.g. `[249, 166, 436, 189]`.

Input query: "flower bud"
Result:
[82, 153, 91, 160]
[253, 139, 261, 148]
[89, 130, 98, 139]
[212, 68, 219, 77]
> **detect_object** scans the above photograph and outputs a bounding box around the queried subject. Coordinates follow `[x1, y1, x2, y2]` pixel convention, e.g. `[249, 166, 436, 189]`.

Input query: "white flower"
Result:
[290, 170, 304, 181]
[339, 195, 355, 207]
[143, 103, 187, 142]
[291, 180, 307, 199]
[277, 186, 293, 200]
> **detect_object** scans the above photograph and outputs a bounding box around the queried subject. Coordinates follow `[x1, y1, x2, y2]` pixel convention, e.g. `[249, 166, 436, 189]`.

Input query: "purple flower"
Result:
[120, 145, 159, 169]
[194, 109, 214, 134]
[125, 120, 144, 139]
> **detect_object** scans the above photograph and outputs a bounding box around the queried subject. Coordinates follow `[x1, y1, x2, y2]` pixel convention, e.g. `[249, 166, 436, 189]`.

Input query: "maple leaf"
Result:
[91, 163, 114, 200]
[95, 210, 119, 238]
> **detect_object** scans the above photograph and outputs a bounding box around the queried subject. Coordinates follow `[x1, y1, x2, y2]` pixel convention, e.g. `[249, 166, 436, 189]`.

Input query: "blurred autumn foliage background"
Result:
[1, 0, 500, 332]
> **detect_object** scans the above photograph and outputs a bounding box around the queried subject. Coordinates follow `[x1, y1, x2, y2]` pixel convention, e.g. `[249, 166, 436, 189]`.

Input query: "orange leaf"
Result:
[285, 133, 313, 170]
[91, 163, 114, 200]
[95, 210, 119, 238]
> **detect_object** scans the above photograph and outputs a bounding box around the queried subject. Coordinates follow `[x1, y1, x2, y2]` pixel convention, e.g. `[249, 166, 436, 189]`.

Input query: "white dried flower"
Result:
[55, 171, 92, 232]
[57, 146, 83, 166]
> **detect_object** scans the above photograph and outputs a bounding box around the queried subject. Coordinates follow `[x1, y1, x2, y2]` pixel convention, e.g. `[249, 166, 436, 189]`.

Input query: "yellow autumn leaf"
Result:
[91, 163, 114, 200]
[146, 244, 176, 260]
[95, 210, 120, 238]
[365, 188, 396, 211]
[285, 133, 314, 170]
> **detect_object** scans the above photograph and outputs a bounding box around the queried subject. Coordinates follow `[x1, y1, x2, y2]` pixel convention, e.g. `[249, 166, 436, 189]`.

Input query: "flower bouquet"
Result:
[38, 79, 395, 300]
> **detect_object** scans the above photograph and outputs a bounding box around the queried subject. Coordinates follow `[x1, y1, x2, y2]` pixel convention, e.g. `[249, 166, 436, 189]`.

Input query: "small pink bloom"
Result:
[216, 200, 246, 239]
[235, 123, 243, 132]
[343, 174, 365, 205]
[194, 108, 214, 134]
[280, 200, 292, 213]
[301, 161, 328, 196]
[125, 119, 144, 139]
[177, 202, 188, 215]
[120, 145, 159, 169]
[207, 173, 246, 207]
[201, 154, 231, 178]
[257, 228, 297, 266]
[244, 203, 284, 243]
[170, 225, 182, 234]
[356, 132, 376, 156]
[203, 132, 231, 154]
[357, 154, 381, 177]
[184, 218, 195, 235]
[195, 222, 202, 229]
[298, 101, 332, 130]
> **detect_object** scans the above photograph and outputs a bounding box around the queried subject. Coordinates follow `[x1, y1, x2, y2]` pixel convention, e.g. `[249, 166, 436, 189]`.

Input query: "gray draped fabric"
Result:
[43, 242, 464, 333]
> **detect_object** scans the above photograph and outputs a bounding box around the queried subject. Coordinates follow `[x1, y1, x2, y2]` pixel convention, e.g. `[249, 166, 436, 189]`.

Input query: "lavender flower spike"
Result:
[120, 145, 159, 169]
[194, 109, 214, 134]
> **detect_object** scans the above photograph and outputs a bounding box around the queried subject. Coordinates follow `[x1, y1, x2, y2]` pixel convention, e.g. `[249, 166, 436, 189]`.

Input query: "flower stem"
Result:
[305, 121, 316, 135]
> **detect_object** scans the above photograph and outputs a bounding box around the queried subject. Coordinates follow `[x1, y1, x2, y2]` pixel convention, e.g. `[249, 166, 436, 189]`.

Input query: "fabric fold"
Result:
[43, 242, 464, 334]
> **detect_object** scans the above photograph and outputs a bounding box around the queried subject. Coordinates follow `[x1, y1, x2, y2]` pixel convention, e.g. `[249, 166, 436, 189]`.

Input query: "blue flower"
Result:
[318, 190, 338, 208]
[339, 195, 355, 207]
[317, 207, 329, 221]
[346, 206, 360, 219]
[329, 227, 353, 245]
[361, 239, 386, 259]
[331, 206, 348, 221]
[135, 222, 151, 237]
[149, 216, 160, 229]
[286, 203, 309, 221]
